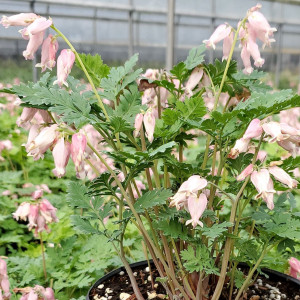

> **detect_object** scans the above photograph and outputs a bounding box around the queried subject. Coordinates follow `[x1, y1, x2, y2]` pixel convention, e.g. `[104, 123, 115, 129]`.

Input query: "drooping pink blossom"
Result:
[16, 285, 56, 300]
[31, 189, 43, 200]
[143, 109, 156, 143]
[186, 193, 208, 228]
[248, 10, 277, 48]
[237, 164, 254, 181]
[36, 34, 59, 72]
[170, 175, 208, 209]
[134, 113, 144, 137]
[71, 133, 87, 179]
[27, 124, 58, 160]
[228, 138, 250, 159]
[21, 17, 52, 38]
[240, 45, 253, 75]
[53, 49, 75, 87]
[268, 166, 298, 189]
[222, 32, 234, 61]
[0, 13, 37, 28]
[203, 24, 232, 50]
[289, 257, 300, 279]
[16, 107, 38, 128]
[262, 122, 286, 143]
[243, 119, 263, 140]
[52, 137, 71, 178]
[251, 169, 275, 210]
[185, 67, 204, 92]
[23, 124, 40, 152]
[23, 31, 44, 60]
[12, 202, 31, 221]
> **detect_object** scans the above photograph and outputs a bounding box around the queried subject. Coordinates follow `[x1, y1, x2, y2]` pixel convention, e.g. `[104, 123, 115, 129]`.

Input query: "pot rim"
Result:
[86, 260, 300, 300]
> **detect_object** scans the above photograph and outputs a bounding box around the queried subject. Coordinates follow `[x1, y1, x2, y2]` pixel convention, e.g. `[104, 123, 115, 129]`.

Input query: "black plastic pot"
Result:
[86, 260, 300, 300]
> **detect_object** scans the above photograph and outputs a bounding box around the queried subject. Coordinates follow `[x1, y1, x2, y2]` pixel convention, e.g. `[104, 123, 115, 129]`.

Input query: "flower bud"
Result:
[289, 257, 300, 279]
[23, 31, 44, 60]
[268, 166, 298, 189]
[143, 110, 156, 143]
[134, 113, 143, 137]
[237, 164, 254, 181]
[71, 133, 87, 179]
[203, 24, 232, 50]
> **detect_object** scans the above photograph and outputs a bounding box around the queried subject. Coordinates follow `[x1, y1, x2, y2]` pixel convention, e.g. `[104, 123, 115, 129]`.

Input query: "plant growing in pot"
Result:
[1, 4, 300, 300]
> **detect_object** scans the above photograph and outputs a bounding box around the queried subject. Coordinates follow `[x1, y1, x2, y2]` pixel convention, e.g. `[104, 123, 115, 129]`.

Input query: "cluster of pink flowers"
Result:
[233, 118, 299, 209]
[0, 258, 10, 300]
[203, 4, 276, 74]
[0, 13, 75, 87]
[170, 175, 208, 228]
[14, 285, 55, 300]
[230, 119, 300, 159]
[13, 189, 58, 237]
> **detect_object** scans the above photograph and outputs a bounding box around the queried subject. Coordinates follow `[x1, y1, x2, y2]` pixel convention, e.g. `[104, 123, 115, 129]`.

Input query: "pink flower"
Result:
[289, 257, 300, 279]
[52, 137, 71, 178]
[203, 24, 232, 50]
[12, 202, 31, 221]
[186, 193, 208, 228]
[262, 122, 286, 143]
[16, 107, 38, 128]
[170, 175, 207, 209]
[71, 133, 87, 179]
[27, 124, 58, 160]
[23, 31, 44, 60]
[134, 113, 144, 137]
[248, 10, 277, 48]
[222, 32, 234, 61]
[240, 45, 253, 75]
[21, 17, 52, 38]
[0, 13, 37, 28]
[39, 199, 58, 223]
[237, 164, 254, 181]
[43, 287, 56, 300]
[32, 189, 43, 200]
[0, 258, 7, 276]
[36, 34, 59, 72]
[228, 138, 250, 159]
[23, 124, 40, 152]
[53, 49, 75, 87]
[17, 285, 55, 300]
[185, 67, 204, 92]
[268, 166, 298, 189]
[243, 119, 263, 139]
[143, 110, 156, 143]
[251, 169, 275, 210]
[28, 205, 39, 231]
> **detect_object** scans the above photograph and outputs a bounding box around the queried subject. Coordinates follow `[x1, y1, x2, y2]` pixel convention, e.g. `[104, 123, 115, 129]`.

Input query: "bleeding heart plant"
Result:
[1, 3, 300, 300]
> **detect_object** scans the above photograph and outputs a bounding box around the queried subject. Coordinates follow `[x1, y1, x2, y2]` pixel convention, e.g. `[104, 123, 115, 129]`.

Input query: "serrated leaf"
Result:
[66, 181, 90, 209]
[149, 141, 176, 158]
[75, 53, 110, 87]
[201, 221, 232, 239]
[184, 45, 206, 70]
[170, 62, 188, 82]
[70, 215, 100, 235]
[134, 189, 173, 213]
[175, 96, 206, 121]
[100, 54, 142, 102]
[180, 245, 219, 274]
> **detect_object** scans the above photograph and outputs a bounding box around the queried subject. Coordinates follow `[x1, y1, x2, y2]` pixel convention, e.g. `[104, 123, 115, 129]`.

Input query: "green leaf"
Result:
[149, 141, 176, 158]
[134, 189, 173, 213]
[170, 62, 188, 82]
[66, 181, 90, 209]
[70, 215, 100, 235]
[201, 221, 232, 239]
[110, 115, 133, 133]
[184, 45, 206, 70]
[155, 218, 189, 240]
[175, 96, 206, 121]
[75, 53, 110, 87]
[181, 245, 219, 274]
[100, 54, 142, 102]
